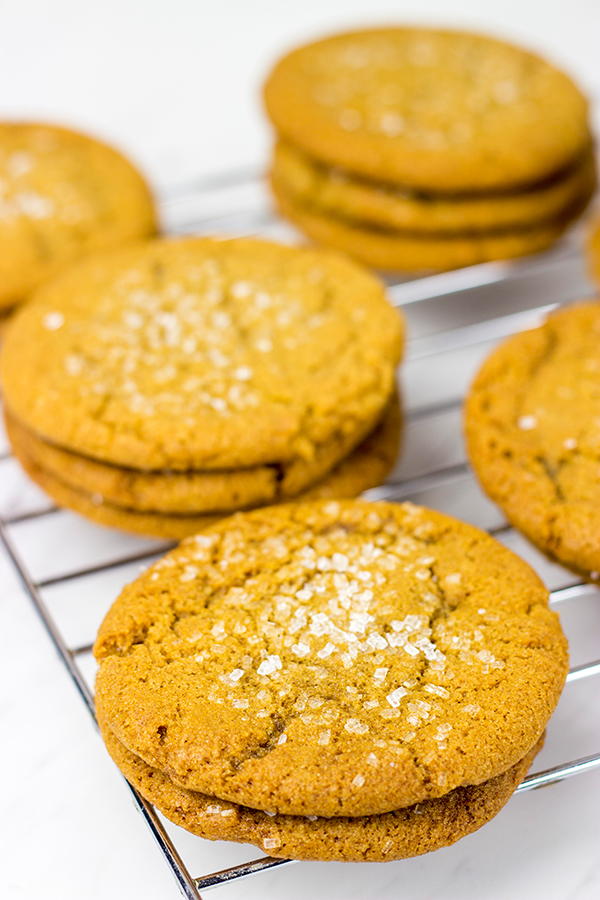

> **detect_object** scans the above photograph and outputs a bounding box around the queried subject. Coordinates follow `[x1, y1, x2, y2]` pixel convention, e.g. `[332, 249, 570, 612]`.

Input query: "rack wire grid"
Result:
[2, 167, 600, 900]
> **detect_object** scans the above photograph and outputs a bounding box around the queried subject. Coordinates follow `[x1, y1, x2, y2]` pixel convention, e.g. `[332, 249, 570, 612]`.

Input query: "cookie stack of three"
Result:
[94, 500, 568, 861]
[265, 27, 596, 271]
[1, 236, 403, 538]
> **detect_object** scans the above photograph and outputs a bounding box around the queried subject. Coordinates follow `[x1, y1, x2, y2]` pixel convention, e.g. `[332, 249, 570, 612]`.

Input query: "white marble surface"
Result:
[2, 3, 600, 899]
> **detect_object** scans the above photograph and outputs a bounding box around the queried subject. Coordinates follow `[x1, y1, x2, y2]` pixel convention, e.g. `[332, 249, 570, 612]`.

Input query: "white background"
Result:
[1, 2, 600, 899]
[1, 0, 600, 187]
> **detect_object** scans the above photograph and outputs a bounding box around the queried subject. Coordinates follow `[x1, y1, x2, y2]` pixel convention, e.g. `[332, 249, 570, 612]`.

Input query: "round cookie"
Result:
[10, 403, 401, 539]
[1, 236, 403, 470]
[272, 141, 597, 234]
[273, 182, 580, 272]
[94, 500, 567, 816]
[264, 28, 590, 192]
[98, 707, 542, 862]
[0, 122, 156, 310]
[466, 301, 600, 576]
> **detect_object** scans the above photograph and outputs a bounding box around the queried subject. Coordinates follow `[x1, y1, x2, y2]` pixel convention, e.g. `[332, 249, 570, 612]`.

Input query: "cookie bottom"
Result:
[273, 181, 590, 272]
[98, 705, 541, 863]
[10, 401, 401, 538]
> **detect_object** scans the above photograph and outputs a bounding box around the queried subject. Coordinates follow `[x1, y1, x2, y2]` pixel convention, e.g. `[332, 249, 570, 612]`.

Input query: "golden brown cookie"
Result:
[273, 181, 581, 272]
[264, 28, 590, 192]
[10, 402, 401, 538]
[98, 705, 542, 862]
[1, 236, 403, 470]
[94, 500, 567, 817]
[466, 301, 600, 577]
[0, 122, 156, 310]
[273, 141, 596, 234]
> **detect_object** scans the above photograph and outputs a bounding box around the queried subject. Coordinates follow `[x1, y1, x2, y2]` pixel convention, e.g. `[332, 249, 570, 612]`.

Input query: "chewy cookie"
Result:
[264, 27, 594, 271]
[95, 499, 567, 820]
[466, 301, 600, 577]
[0, 122, 156, 311]
[2, 236, 403, 534]
[98, 704, 542, 862]
[264, 27, 590, 192]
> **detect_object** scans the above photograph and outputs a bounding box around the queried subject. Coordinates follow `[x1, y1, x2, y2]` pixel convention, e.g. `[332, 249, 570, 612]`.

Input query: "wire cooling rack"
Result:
[2, 169, 600, 900]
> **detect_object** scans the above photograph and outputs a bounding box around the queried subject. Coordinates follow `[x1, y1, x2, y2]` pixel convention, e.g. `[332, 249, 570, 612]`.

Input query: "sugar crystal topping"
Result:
[138, 502, 520, 768]
[30, 239, 394, 441]
[0, 126, 139, 229]
[297, 30, 566, 152]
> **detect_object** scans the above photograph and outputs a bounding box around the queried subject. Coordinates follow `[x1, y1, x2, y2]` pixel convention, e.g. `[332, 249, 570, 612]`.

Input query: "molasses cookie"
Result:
[466, 301, 600, 576]
[2, 236, 402, 469]
[94, 500, 567, 817]
[2, 237, 403, 533]
[264, 28, 590, 192]
[264, 28, 594, 270]
[0, 122, 156, 310]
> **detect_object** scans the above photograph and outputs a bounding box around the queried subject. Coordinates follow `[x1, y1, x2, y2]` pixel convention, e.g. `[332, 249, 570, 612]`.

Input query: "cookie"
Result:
[10, 402, 401, 538]
[0, 122, 156, 310]
[264, 28, 590, 192]
[466, 301, 600, 577]
[273, 181, 580, 272]
[1, 236, 403, 471]
[98, 705, 542, 862]
[273, 141, 596, 234]
[94, 499, 567, 817]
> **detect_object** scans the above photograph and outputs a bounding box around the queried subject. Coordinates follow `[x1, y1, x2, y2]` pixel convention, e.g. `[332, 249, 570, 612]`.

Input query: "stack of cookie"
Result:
[1, 236, 403, 538]
[264, 27, 596, 271]
[94, 500, 568, 861]
[0, 122, 156, 316]
[466, 301, 600, 579]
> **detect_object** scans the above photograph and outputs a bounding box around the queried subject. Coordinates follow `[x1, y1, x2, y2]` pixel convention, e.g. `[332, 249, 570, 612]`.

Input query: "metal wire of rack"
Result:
[2, 168, 600, 899]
